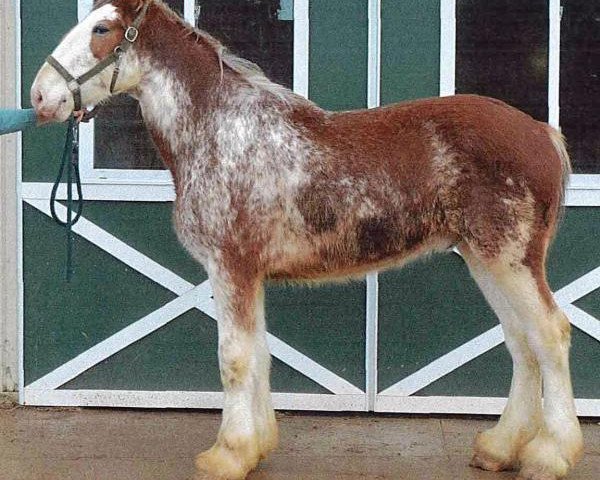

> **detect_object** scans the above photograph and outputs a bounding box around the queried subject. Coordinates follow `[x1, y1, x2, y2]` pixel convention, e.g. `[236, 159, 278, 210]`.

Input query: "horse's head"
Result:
[31, 0, 148, 123]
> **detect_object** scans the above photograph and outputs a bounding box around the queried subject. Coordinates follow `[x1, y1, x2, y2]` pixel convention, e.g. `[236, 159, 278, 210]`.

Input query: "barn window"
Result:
[454, 0, 599, 176]
[560, 0, 600, 174]
[81, 0, 296, 179]
[196, 0, 294, 89]
[455, 0, 549, 122]
[90, 0, 183, 172]
[79, 0, 599, 184]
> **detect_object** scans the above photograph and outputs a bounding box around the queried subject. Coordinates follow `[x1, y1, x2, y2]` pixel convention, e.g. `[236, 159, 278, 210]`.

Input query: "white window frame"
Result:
[440, 0, 600, 206]
[76, 0, 309, 192]
[70, 0, 600, 204]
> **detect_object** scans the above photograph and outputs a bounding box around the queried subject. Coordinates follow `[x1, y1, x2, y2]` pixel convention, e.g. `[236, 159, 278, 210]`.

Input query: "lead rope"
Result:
[50, 116, 84, 281]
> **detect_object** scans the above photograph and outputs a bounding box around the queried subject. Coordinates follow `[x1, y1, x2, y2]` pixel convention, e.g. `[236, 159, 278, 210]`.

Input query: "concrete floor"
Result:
[1, 398, 599, 480]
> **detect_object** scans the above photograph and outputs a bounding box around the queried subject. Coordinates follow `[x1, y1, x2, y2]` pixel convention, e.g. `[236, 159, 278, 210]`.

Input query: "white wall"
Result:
[0, 0, 20, 393]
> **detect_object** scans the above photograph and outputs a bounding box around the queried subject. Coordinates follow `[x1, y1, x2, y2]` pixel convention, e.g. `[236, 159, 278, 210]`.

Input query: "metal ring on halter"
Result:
[125, 26, 139, 42]
[66, 79, 80, 93]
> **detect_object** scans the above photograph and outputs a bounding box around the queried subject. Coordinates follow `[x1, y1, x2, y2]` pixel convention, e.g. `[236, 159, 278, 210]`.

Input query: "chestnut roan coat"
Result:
[31, 1, 583, 479]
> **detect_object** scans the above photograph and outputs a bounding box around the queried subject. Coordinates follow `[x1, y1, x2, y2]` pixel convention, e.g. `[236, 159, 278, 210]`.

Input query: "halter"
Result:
[46, 1, 150, 112]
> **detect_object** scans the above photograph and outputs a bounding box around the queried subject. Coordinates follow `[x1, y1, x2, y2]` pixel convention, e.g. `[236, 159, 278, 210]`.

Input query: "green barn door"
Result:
[375, 0, 600, 415]
[20, 0, 369, 411]
[20, 0, 600, 415]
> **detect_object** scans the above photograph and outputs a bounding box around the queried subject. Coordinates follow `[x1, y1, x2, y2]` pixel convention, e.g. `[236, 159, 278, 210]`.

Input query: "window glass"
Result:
[93, 0, 293, 170]
[196, 0, 294, 89]
[560, 0, 600, 173]
[93, 0, 183, 170]
[455, 0, 549, 122]
[93, 95, 164, 170]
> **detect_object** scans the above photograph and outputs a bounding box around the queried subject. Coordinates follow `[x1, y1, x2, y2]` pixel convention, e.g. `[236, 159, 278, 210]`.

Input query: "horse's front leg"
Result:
[196, 267, 277, 480]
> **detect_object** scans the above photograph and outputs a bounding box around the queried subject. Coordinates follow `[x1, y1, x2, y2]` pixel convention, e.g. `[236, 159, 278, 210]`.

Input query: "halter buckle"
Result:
[67, 79, 80, 93]
[125, 26, 139, 42]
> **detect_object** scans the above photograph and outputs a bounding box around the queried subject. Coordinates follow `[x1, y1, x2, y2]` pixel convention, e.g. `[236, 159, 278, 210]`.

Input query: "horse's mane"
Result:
[94, 0, 299, 105]
[158, 1, 300, 104]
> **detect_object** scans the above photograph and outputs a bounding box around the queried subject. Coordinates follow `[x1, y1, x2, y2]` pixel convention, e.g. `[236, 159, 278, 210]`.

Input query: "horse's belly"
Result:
[267, 233, 454, 282]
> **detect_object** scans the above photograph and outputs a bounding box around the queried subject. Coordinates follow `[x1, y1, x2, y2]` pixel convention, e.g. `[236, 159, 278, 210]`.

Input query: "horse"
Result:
[31, 1, 583, 479]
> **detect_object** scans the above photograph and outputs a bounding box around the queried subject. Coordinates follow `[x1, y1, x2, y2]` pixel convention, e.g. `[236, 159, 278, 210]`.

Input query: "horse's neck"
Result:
[131, 6, 222, 148]
[132, 7, 318, 180]
[136, 66, 271, 155]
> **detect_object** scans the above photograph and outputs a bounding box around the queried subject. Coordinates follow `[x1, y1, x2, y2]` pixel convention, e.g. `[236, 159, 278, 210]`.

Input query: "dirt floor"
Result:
[1, 397, 599, 480]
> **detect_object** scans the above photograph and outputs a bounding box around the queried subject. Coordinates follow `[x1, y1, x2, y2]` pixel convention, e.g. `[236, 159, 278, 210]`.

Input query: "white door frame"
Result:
[16, 0, 600, 415]
[19, 0, 368, 412]
[0, 0, 21, 395]
[372, 0, 600, 416]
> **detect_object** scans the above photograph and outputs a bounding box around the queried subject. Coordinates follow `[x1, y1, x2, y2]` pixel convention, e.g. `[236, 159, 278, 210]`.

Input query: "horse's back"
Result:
[306, 94, 565, 225]
[324, 94, 560, 187]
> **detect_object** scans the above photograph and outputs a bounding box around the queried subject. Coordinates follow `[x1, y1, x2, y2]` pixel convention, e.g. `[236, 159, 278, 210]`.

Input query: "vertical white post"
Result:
[16, 0, 24, 404]
[365, 273, 379, 410]
[293, 0, 310, 98]
[367, 0, 381, 109]
[184, 0, 195, 24]
[0, 0, 20, 398]
[78, 0, 94, 20]
[78, 0, 96, 182]
[365, 0, 381, 412]
[439, 0, 456, 96]
[548, 0, 561, 129]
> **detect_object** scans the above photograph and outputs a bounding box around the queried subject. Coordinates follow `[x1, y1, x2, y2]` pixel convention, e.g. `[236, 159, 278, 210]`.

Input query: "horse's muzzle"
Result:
[31, 86, 70, 125]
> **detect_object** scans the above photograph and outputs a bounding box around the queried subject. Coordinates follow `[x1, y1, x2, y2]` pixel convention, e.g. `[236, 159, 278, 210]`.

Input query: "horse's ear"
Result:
[121, 0, 146, 15]
[122, 0, 146, 12]
[134, 0, 146, 12]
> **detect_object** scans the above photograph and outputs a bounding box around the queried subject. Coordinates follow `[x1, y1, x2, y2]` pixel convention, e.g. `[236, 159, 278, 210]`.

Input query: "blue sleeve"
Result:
[0, 109, 38, 135]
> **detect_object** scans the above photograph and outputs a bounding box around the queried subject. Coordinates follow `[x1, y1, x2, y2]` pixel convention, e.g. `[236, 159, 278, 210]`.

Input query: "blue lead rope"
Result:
[50, 116, 83, 281]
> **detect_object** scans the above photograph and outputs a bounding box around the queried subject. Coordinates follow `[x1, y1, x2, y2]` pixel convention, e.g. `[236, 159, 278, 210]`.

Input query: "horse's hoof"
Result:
[470, 453, 509, 472]
[195, 439, 260, 480]
[517, 432, 577, 480]
[470, 430, 519, 472]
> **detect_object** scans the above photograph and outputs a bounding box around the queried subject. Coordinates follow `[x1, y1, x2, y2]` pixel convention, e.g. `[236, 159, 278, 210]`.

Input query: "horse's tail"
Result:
[547, 125, 572, 229]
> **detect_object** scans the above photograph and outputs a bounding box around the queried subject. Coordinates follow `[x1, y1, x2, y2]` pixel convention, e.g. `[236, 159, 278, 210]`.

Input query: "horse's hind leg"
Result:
[461, 243, 583, 480]
[195, 264, 277, 480]
[460, 244, 543, 471]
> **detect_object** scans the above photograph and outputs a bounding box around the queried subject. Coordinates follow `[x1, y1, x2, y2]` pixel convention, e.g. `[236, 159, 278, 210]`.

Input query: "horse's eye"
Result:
[92, 25, 110, 35]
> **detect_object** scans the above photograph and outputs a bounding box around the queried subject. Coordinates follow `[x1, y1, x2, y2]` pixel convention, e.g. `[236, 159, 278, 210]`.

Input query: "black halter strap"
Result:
[46, 1, 150, 112]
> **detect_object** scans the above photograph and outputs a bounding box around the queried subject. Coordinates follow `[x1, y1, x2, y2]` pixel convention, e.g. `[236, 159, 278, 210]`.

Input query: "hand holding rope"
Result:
[0, 109, 86, 281]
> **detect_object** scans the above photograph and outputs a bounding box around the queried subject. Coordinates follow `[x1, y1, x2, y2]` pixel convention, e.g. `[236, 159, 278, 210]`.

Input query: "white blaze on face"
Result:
[31, 5, 120, 120]
[52, 5, 119, 75]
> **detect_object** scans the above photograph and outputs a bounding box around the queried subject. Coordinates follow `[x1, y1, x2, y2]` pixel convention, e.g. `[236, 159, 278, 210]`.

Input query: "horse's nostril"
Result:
[60, 96, 67, 104]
